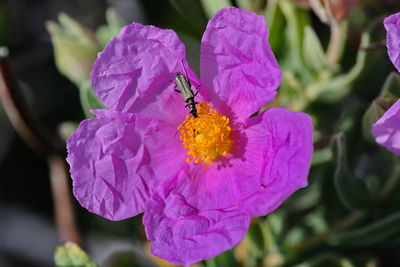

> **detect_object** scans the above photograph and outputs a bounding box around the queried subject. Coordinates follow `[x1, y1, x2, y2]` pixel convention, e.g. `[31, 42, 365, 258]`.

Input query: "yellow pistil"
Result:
[178, 103, 233, 164]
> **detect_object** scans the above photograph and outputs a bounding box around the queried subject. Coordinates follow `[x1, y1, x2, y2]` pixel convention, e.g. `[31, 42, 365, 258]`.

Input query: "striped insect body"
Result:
[174, 72, 199, 118]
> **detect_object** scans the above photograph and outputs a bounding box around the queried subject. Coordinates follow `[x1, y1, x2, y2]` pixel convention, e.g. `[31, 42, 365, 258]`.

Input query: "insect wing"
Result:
[175, 73, 194, 102]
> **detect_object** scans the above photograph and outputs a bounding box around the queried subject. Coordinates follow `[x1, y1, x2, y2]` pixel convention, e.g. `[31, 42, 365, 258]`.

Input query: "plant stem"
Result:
[292, 210, 365, 253]
[326, 22, 346, 67]
[0, 47, 82, 245]
[379, 164, 400, 200]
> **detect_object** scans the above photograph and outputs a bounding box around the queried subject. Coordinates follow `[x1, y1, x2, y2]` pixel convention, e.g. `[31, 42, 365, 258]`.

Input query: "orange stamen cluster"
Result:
[178, 103, 233, 164]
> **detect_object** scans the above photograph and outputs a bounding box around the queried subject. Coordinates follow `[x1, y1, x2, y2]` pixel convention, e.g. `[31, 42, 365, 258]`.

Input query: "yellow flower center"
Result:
[178, 103, 233, 164]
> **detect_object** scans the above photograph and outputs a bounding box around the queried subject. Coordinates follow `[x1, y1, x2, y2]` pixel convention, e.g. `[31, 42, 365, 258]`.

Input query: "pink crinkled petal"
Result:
[66, 109, 187, 220]
[143, 186, 250, 266]
[384, 12, 400, 72]
[158, 132, 266, 211]
[149, 108, 312, 213]
[91, 23, 201, 125]
[239, 108, 313, 216]
[372, 99, 400, 156]
[200, 7, 281, 122]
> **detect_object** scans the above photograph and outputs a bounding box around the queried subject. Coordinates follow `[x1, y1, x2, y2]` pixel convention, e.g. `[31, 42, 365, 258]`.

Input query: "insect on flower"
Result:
[174, 72, 199, 118]
[66, 7, 313, 266]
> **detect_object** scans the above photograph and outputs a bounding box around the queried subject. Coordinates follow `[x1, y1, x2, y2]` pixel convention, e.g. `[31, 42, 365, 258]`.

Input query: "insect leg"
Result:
[174, 84, 181, 93]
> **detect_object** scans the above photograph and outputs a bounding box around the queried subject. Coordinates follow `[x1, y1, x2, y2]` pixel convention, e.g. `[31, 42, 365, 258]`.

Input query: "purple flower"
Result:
[372, 99, 400, 155]
[67, 7, 313, 265]
[371, 13, 400, 156]
[384, 12, 400, 72]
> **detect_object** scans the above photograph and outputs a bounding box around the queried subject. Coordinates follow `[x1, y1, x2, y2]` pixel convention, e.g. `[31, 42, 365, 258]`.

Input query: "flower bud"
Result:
[46, 13, 100, 85]
[309, 0, 352, 24]
[57, 121, 78, 141]
[363, 72, 400, 142]
[55, 242, 98, 266]
[363, 98, 393, 141]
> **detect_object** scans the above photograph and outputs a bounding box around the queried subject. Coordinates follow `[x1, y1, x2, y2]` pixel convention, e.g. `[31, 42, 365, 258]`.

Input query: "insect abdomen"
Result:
[175, 72, 199, 118]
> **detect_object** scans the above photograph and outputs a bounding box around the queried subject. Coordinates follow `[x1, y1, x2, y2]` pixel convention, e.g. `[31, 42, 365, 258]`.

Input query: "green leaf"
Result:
[106, 8, 125, 36]
[46, 13, 100, 85]
[283, 181, 320, 212]
[304, 210, 328, 233]
[279, 0, 310, 66]
[362, 99, 392, 143]
[246, 219, 274, 255]
[79, 80, 105, 118]
[302, 26, 327, 71]
[55, 242, 99, 267]
[267, 213, 284, 237]
[331, 211, 400, 246]
[278, 0, 314, 86]
[104, 251, 141, 267]
[265, 0, 285, 54]
[96, 8, 125, 47]
[200, 0, 232, 18]
[58, 121, 78, 141]
[169, 0, 208, 38]
[236, 0, 253, 10]
[284, 226, 306, 247]
[96, 26, 113, 48]
[362, 72, 400, 142]
[380, 71, 400, 97]
[205, 249, 239, 267]
[57, 13, 96, 44]
[317, 32, 370, 102]
[236, 0, 265, 11]
[297, 253, 354, 267]
[311, 147, 333, 166]
[332, 133, 369, 210]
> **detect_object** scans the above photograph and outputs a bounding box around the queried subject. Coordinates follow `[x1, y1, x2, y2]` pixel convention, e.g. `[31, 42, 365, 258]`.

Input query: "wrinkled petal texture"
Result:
[144, 187, 250, 266]
[68, 7, 313, 266]
[385, 12, 400, 72]
[372, 99, 400, 156]
[91, 23, 200, 125]
[146, 108, 312, 215]
[67, 109, 187, 220]
[201, 7, 281, 122]
[240, 108, 313, 216]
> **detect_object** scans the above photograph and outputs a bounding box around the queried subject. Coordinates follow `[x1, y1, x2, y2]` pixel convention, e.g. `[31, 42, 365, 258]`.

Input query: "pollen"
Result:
[178, 103, 233, 164]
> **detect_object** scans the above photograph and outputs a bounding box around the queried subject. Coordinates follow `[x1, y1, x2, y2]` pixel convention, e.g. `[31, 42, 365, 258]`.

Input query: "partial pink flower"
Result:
[372, 99, 400, 156]
[371, 13, 400, 156]
[67, 7, 313, 266]
[384, 12, 400, 72]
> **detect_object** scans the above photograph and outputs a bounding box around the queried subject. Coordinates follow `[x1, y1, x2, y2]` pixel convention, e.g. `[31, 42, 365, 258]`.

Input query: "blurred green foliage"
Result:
[55, 242, 99, 267]
[46, 13, 100, 85]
